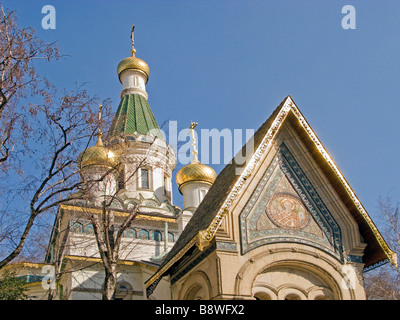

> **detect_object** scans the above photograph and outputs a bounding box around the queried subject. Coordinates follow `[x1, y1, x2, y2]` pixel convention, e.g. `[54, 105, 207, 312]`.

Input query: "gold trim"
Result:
[60, 204, 176, 223]
[196, 230, 211, 251]
[64, 255, 136, 266]
[2, 262, 46, 270]
[136, 215, 175, 223]
[64, 255, 160, 271]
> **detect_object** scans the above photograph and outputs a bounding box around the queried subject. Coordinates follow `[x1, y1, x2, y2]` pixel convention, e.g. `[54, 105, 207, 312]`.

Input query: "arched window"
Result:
[125, 228, 136, 239]
[85, 224, 94, 235]
[115, 282, 133, 300]
[168, 232, 174, 242]
[71, 222, 84, 233]
[138, 229, 149, 240]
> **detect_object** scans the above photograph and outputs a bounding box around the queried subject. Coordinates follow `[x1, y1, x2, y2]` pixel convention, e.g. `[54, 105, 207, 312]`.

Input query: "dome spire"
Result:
[189, 121, 199, 164]
[130, 25, 136, 56]
[96, 104, 104, 145]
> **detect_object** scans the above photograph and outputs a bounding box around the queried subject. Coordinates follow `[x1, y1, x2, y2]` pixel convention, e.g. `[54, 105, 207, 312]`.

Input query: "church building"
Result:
[42, 28, 396, 300]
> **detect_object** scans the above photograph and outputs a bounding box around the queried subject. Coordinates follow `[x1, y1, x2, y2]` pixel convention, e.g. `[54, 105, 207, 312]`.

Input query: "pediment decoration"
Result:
[240, 143, 344, 262]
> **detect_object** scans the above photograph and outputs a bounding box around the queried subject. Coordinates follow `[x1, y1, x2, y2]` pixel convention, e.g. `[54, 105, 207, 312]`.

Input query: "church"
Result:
[15, 28, 397, 300]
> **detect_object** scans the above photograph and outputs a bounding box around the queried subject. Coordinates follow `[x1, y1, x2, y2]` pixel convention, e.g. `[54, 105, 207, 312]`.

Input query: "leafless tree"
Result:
[0, 4, 60, 168]
[90, 202, 138, 300]
[0, 5, 169, 301]
[0, 5, 115, 271]
[0, 87, 109, 270]
[364, 195, 400, 300]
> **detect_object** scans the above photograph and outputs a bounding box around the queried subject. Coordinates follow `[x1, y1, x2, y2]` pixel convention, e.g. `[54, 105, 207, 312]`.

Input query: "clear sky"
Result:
[3, 0, 400, 221]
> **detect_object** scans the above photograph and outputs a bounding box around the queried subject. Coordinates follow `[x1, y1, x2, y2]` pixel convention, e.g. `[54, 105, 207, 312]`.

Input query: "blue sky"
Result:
[3, 0, 400, 220]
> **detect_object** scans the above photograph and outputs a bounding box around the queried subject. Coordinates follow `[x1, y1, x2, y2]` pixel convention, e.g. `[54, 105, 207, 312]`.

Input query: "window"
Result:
[72, 222, 84, 233]
[115, 282, 132, 300]
[140, 168, 150, 189]
[138, 229, 149, 240]
[85, 224, 94, 235]
[125, 228, 136, 239]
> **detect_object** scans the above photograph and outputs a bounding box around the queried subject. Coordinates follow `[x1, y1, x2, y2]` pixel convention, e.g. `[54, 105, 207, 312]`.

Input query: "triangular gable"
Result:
[145, 96, 397, 295]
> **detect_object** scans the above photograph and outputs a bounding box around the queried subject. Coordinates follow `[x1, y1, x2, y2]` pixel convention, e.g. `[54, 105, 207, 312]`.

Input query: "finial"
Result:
[96, 104, 104, 146]
[189, 121, 199, 163]
[130, 25, 136, 56]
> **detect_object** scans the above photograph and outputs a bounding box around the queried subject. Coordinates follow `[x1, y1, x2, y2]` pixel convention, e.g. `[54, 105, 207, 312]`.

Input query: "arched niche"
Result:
[234, 244, 357, 299]
[252, 264, 334, 300]
[178, 271, 211, 300]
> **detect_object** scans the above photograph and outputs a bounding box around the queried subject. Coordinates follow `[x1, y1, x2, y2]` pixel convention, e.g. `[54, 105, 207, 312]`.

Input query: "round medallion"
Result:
[266, 193, 310, 229]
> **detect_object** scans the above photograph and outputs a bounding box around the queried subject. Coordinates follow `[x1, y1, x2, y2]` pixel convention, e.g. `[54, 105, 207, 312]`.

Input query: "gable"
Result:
[239, 142, 344, 262]
[145, 96, 397, 296]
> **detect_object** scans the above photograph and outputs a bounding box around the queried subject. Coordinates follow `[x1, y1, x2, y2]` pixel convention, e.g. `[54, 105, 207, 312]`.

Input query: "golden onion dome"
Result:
[78, 138, 118, 170]
[117, 54, 150, 83]
[176, 161, 217, 190]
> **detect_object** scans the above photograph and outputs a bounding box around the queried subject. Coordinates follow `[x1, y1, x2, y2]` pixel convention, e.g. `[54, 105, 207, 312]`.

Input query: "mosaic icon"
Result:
[267, 193, 310, 229]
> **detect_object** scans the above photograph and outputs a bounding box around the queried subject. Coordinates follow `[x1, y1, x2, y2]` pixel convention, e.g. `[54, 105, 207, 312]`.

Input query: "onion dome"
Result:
[117, 25, 150, 83]
[117, 55, 149, 83]
[78, 137, 118, 170]
[176, 161, 217, 190]
[176, 121, 217, 190]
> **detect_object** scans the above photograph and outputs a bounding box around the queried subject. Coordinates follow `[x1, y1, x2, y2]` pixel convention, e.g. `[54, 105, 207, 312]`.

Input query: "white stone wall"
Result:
[180, 181, 211, 212]
[120, 69, 148, 99]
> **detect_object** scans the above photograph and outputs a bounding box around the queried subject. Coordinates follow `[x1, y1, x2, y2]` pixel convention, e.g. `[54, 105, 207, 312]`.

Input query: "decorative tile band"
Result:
[216, 241, 238, 252]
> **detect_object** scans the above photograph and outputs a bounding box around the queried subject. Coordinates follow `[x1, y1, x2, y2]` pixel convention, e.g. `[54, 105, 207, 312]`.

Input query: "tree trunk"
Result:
[103, 264, 117, 300]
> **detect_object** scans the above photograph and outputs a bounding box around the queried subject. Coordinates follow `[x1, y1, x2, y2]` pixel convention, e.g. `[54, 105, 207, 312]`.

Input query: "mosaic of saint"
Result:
[267, 193, 310, 229]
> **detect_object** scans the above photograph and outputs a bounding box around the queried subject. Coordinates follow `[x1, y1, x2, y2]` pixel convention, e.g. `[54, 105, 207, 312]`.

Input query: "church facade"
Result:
[38, 29, 396, 300]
